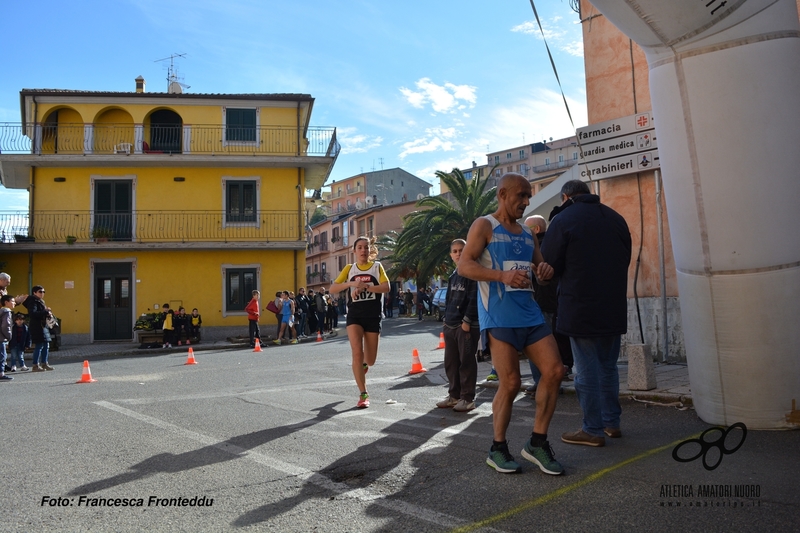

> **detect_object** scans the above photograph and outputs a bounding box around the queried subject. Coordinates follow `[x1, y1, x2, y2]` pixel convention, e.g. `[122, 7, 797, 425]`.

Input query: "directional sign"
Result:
[577, 151, 661, 181]
[576, 111, 658, 179]
[579, 131, 657, 163]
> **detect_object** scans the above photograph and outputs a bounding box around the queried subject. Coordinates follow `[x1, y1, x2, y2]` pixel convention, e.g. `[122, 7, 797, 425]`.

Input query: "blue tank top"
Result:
[477, 215, 545, 331]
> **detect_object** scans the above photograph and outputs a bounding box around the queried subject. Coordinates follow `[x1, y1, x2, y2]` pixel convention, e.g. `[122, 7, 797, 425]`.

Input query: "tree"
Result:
[309, 207, 327, 226]
[382, 168, 497, 284]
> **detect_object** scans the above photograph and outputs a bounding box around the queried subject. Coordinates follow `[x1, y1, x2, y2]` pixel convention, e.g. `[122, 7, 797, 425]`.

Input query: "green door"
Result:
[94, 262, 133, 340]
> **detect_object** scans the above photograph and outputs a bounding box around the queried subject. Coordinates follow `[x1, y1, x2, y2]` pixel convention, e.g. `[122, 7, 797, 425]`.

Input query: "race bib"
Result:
[503, 260, 533, 292]
[351, 275, 377, 302]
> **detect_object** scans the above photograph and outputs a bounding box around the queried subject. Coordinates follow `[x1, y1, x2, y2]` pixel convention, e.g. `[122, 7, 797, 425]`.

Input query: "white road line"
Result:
[94, 400, 504, 533]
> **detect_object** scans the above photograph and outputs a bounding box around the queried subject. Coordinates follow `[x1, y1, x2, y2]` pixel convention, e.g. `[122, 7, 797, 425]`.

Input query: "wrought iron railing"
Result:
[0, 210, 301, 243]
[0, 122, 339, 158]
[530, 159, 577, 173]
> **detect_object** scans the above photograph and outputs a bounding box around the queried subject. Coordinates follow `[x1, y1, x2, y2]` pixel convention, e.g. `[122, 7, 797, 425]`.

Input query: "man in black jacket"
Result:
[435, 239, 480, 412]
[542, 180, 632, 447]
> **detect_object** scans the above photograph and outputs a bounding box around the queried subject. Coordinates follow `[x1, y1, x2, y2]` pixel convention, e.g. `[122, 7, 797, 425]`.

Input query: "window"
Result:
[558, 154, 564, 163]
[495, 169, 501, 177]
[226, 267, 257, 312]
[225, 180, 257, 223]
[391, 180, 394, 185]
[506, 153, 512, 160]
[367, 217, 374, 237]
[494, 155, 500, 164]
[332, 227, 340, 242]
[225, 108, 257, 142]
[320, 231, 328, 251]
[545, 157, 551, 165]
[358, 219, 366, 236]
[573, 152, 578, 160]
[338, 255, 348, 270]
[519, 149, 525, 159]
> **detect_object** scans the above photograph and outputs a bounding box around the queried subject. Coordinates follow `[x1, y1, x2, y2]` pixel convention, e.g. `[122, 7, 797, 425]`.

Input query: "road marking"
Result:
[94, 400, 504, 532]
[448, 431, 704, 533]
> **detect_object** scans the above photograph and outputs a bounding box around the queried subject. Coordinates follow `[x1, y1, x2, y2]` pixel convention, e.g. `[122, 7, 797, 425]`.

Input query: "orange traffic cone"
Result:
[76, 360, 97, 383]
[316, 331, 323, 342]
[253, 338, 263, 352]
[408, 348, 427, 375]
[184, 347, 198, 365]
[436, 332, 445, 349]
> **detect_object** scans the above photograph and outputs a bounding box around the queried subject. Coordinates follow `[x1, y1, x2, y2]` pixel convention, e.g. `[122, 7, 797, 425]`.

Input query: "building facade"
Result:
[0, 80, 339, 343]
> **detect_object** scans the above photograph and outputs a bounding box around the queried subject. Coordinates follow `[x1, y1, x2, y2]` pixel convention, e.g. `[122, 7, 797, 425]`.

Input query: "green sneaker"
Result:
[485, 372, 498, 381]
[486, 442, 521, 473]
[521, 439, 564, 475]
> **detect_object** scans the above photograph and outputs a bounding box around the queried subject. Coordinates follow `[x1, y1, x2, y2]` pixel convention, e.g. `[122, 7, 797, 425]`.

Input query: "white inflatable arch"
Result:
[588, 0, 800, 428]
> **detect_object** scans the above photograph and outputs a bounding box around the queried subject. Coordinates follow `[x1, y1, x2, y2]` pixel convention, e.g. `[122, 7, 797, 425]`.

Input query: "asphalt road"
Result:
[4, 318, 797, 532]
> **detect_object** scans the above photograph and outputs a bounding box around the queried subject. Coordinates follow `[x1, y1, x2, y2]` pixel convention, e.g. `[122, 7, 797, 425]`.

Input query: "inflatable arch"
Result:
[587, 0, 800, 428]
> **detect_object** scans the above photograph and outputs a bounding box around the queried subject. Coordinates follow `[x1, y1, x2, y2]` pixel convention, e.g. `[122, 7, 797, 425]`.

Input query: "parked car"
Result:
[431, 287, 448, 321]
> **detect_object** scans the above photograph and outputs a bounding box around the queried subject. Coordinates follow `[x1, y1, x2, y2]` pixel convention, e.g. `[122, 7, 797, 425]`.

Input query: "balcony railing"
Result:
[0, 122, 339, 157]
[530, 159, 577, 173]
[0, 210, 300, 243]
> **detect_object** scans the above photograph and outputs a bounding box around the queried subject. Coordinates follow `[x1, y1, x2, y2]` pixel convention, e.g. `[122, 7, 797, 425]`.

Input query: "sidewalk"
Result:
[478, 361, 692, 405]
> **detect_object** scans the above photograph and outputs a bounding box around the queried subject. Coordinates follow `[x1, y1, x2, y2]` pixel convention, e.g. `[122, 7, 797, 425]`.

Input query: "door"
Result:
[95, 180, 132, 241]
[94, 262, 133, 340]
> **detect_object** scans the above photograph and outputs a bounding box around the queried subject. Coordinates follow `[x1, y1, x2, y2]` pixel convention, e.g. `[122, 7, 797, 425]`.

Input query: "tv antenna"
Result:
[155, 53, 190, 93]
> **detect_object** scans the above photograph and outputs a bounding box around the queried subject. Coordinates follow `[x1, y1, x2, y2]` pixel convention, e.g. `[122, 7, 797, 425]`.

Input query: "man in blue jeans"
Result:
[542, 179, 632, 447]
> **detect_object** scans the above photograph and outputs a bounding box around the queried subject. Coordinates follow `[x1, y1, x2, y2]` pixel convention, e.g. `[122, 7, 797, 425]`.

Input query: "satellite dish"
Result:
[365, 197, 373, 206]
[416, 193, 425, 200]
[168, 81, 183, 94]
[355, 199, 363, 209]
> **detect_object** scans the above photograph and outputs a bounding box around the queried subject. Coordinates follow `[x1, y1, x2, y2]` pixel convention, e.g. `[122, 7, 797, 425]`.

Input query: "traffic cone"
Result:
[76, 360, 97, 383]
[316, 331, 323, 342]
[253, 338, 263, 352]
[436, 332, 445, 349]
[408, 348, 427, 374]
[184, 347, 198, 365]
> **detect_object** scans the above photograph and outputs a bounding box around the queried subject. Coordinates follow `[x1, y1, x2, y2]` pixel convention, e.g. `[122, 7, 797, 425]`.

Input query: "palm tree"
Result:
[382, 167, 497, 284]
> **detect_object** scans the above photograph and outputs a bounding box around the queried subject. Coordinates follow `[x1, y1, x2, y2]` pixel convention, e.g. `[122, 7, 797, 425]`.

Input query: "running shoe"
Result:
[521, 439, 565, 475]
[486, 442, 521, 473]
[485, 372, 498, 381]
[290, 339, 299, 344]
[363, 362, 369, 374]
[357, 392, 370, 409]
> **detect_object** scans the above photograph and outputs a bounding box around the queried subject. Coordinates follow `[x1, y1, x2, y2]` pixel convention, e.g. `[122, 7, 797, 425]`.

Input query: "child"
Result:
[245, 290, 261, 348]
[328, 236, 390, 408]
[9, 313, 31, 372]
[161, 304, 175, 348]
[0, 295, 15, 380]
[174, 306, 189, 346]
[190, 308, 202, 342]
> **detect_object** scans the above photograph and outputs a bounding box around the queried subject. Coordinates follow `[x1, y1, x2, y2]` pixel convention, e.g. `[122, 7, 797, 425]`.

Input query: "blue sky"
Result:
[0, 0, 587, 210]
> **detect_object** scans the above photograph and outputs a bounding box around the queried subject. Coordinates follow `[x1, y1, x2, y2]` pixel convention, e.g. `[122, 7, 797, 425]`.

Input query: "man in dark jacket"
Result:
[541, 180, 632, 448]
[23, 285, 54, 371]
[435, 239, 480, 412]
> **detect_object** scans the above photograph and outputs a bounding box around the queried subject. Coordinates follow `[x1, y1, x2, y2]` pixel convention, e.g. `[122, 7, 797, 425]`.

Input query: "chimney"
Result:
[135, 76, 145, 93]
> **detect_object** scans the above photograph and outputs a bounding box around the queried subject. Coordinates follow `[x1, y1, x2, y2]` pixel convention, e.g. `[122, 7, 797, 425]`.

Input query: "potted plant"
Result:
[66, 235, 77, 245]
[331, 235, 340, 243]
[91, 226, 113, 242]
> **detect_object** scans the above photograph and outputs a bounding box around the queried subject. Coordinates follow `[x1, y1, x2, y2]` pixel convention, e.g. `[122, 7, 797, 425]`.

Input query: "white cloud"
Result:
[511, 15, 583, 57]
[337, 127, 383, 155]
[399, 78, 477, 115]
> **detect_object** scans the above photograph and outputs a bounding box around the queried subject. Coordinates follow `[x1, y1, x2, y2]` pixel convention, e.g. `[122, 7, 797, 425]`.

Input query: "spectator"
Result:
[174, 306, 190, 346]
[295, 288, 310, 338]
[245, 290, 261, 348]
[1, 295, 15, 380]
[160, 303, 175, 349]
[436, 239, 479, 412]
[9, 312, 31, 372]
[273, 291, 299, 345]
[307, 289, 318, 335]
[190, 308, 202, 342]
[0, 272, 27, 306]
[542, 179, 632, 447]
[23, 286, 54, 370]
[403, 289, 414, 317]
[314, 288, 328, 338]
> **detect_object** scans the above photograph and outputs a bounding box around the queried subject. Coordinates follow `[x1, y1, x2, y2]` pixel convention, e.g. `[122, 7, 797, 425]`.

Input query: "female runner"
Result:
[328, 236, 390, 408]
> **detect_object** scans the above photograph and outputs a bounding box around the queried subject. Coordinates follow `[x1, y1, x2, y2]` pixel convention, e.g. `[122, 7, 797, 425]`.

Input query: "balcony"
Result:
[530, 159, 577, 174]
[0, 122, 340, 190]
[0, 210, 302, 247]
[346, 184, 363, 195]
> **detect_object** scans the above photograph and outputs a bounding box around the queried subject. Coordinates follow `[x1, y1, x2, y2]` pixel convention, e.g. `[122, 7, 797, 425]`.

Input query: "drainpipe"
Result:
[655, 170, 668, 362]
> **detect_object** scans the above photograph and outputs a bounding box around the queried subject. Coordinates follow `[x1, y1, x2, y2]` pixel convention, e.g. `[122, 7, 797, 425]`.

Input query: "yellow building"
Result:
[0, 79, 339, 343]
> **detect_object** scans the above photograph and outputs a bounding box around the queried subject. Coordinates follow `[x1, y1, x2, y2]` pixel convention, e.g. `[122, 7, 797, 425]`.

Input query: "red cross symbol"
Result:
[637, 114, 650, 128]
